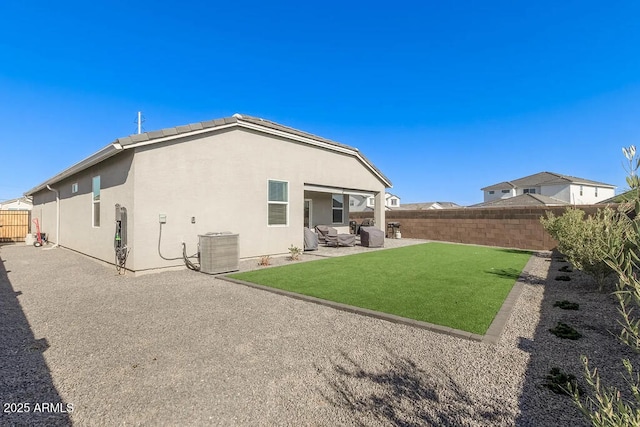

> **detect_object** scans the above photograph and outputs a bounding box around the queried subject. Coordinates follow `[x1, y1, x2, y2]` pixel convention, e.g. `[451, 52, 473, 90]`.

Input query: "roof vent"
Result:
[232, 113, 243, 119]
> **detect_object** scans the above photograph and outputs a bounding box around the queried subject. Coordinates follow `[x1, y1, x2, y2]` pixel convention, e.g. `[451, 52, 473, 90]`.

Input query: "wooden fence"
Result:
[0, 211, 30, 243]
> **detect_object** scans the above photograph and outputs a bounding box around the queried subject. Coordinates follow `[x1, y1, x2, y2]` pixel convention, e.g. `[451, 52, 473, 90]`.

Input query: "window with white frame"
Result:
[72, 182, 78, 194]
[92, 176, 101, 227]
[523, 188, 536, 194]
[501, 189, 510, 194]
[390, 198, 398, 206]
[595, 187, 598, 197]
[580, 185, 583, 196]
[368, 197, 375, 206]
[332, 194, 344, 223]
[349, 199, 355, 206]
[268, 180, 288, 225]
[489, 190, 495, 195]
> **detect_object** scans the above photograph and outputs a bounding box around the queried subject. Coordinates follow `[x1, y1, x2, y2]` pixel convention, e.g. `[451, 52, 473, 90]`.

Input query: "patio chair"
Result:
[315, 225, 337, 244]
[360, 226, 384, 248]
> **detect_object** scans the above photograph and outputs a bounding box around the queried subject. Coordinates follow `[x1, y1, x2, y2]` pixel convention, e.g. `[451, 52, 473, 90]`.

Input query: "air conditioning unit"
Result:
[199, 232, 239, 274]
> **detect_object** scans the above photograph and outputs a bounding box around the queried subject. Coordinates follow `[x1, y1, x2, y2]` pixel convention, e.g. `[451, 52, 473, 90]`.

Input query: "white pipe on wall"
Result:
[46, 185, 60, 248]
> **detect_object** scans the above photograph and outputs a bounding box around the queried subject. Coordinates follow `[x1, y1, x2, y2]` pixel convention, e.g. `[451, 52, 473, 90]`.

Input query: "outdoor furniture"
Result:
[360, 226, 384, 248]
[326, 233, 356, 247]
[357, 218, 375, 234]
[303, 227, 318, 251]
[387, 222, 401, 238]
[315, 225, 337, 244]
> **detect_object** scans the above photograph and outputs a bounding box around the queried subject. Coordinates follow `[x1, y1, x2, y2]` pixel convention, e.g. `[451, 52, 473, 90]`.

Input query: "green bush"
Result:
[569, 145, 640, 426]
[541, 207, 631, 291]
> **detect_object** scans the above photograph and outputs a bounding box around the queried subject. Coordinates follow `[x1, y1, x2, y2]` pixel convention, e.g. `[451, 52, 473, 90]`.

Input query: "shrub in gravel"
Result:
[258, 255, 271, 266]
[288, 245, 302, 261]
[554, 300, 579, 310]
[569, 146, 640, 426]
[541, 207, 631, 291]
[544, 367, 581, 396]
[549, 322, 582, 340]
[555, 275, 572, 281]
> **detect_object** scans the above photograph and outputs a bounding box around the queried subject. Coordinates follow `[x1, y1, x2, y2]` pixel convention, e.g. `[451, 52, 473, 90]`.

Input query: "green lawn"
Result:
[228, 243, 531, 334]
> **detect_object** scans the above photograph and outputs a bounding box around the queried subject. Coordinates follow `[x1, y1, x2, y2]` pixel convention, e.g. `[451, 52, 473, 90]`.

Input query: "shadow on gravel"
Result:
[319, 348, 510, 426]
[514, 251, 640, 427]
[0, 252, 72, 426]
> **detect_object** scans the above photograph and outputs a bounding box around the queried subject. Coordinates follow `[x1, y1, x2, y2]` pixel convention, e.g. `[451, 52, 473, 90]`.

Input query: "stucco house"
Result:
[25, 114, 391, 274]
[395, 201, 461, 210]
[469, 193, 570, 208]
[481, 172, 615, 205]
[349, 192, 400, 211]
[0, 196, 32, 210]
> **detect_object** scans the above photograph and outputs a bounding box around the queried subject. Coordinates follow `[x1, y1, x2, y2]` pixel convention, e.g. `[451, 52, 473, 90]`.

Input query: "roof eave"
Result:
[24, 143, 122, 196]
[25, 115, 392, 195]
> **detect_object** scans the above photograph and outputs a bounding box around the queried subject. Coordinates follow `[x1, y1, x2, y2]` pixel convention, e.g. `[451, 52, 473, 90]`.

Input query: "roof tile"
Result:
[175, 125, 191, 134]
[130, 133, 150, 143]
[147, 130, 165, 139]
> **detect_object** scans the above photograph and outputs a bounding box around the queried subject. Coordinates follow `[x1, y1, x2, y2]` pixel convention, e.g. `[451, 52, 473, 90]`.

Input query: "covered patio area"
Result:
[303, 184, 385, 234]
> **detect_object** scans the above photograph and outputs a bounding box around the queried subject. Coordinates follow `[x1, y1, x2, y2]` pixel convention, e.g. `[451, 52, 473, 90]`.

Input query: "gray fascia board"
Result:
[25, 144, 121, 195]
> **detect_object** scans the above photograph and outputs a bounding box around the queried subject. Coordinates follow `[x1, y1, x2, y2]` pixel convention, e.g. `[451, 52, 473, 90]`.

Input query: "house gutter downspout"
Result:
[46, 185, 60, 248]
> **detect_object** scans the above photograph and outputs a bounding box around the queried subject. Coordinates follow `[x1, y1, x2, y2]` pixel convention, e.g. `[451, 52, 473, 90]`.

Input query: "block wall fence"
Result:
[350, 205, 609, 251]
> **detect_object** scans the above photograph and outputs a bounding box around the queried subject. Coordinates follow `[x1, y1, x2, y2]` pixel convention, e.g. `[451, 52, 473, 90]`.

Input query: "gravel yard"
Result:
[1, 243, 636, 426]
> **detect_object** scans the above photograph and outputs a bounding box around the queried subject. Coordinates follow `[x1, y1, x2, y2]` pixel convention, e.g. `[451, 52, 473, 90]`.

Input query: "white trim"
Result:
[26, 144, 121, 195]
[267, 179, 289, 227]
[25, 118, 393, 197]
[332, 194, 344, 224]
[303, 184, 375, 197]
[120, 120, 392, 186]
[118, 123, 237, 149]
[92, 175, 101, 228]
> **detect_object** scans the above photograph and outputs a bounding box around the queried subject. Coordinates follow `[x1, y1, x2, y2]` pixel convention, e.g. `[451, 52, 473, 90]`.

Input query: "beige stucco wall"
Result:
[31, 151, 135, 266]
[130, 127, 386, 272]
[30, 127, 387, 273]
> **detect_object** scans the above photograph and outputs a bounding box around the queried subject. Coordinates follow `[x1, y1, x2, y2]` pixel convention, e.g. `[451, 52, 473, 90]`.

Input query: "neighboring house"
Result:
[598, 189, 636, 204]
[395, 201, 462, 210]
[349, 192, 400, 211]
[469, 193, 569, 208]
[0, 196, 32, 210]
[26, 114, 391, 274]
[481, 172, 615, 205]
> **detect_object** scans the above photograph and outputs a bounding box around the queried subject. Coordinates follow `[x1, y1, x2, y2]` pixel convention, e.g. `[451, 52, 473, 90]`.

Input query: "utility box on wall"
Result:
[198, 232, 239, 274]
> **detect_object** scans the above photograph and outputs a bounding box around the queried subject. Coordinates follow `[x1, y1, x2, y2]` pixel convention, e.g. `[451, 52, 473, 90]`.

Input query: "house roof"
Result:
[394, 201, 462, 210]
[26, 114, 392, 195]
[0, 196, 33, 206]
[598, 188, 636, 204]
[481, 171, 615, 191]
[469, 193, 569, 208]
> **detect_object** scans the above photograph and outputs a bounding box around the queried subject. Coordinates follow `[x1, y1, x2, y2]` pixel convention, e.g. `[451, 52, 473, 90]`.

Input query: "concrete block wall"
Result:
[350, 205, 608, 251]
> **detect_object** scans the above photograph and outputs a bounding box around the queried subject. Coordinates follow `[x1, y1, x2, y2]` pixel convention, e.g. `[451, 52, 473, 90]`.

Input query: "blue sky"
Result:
[1, 1, 639, 205]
